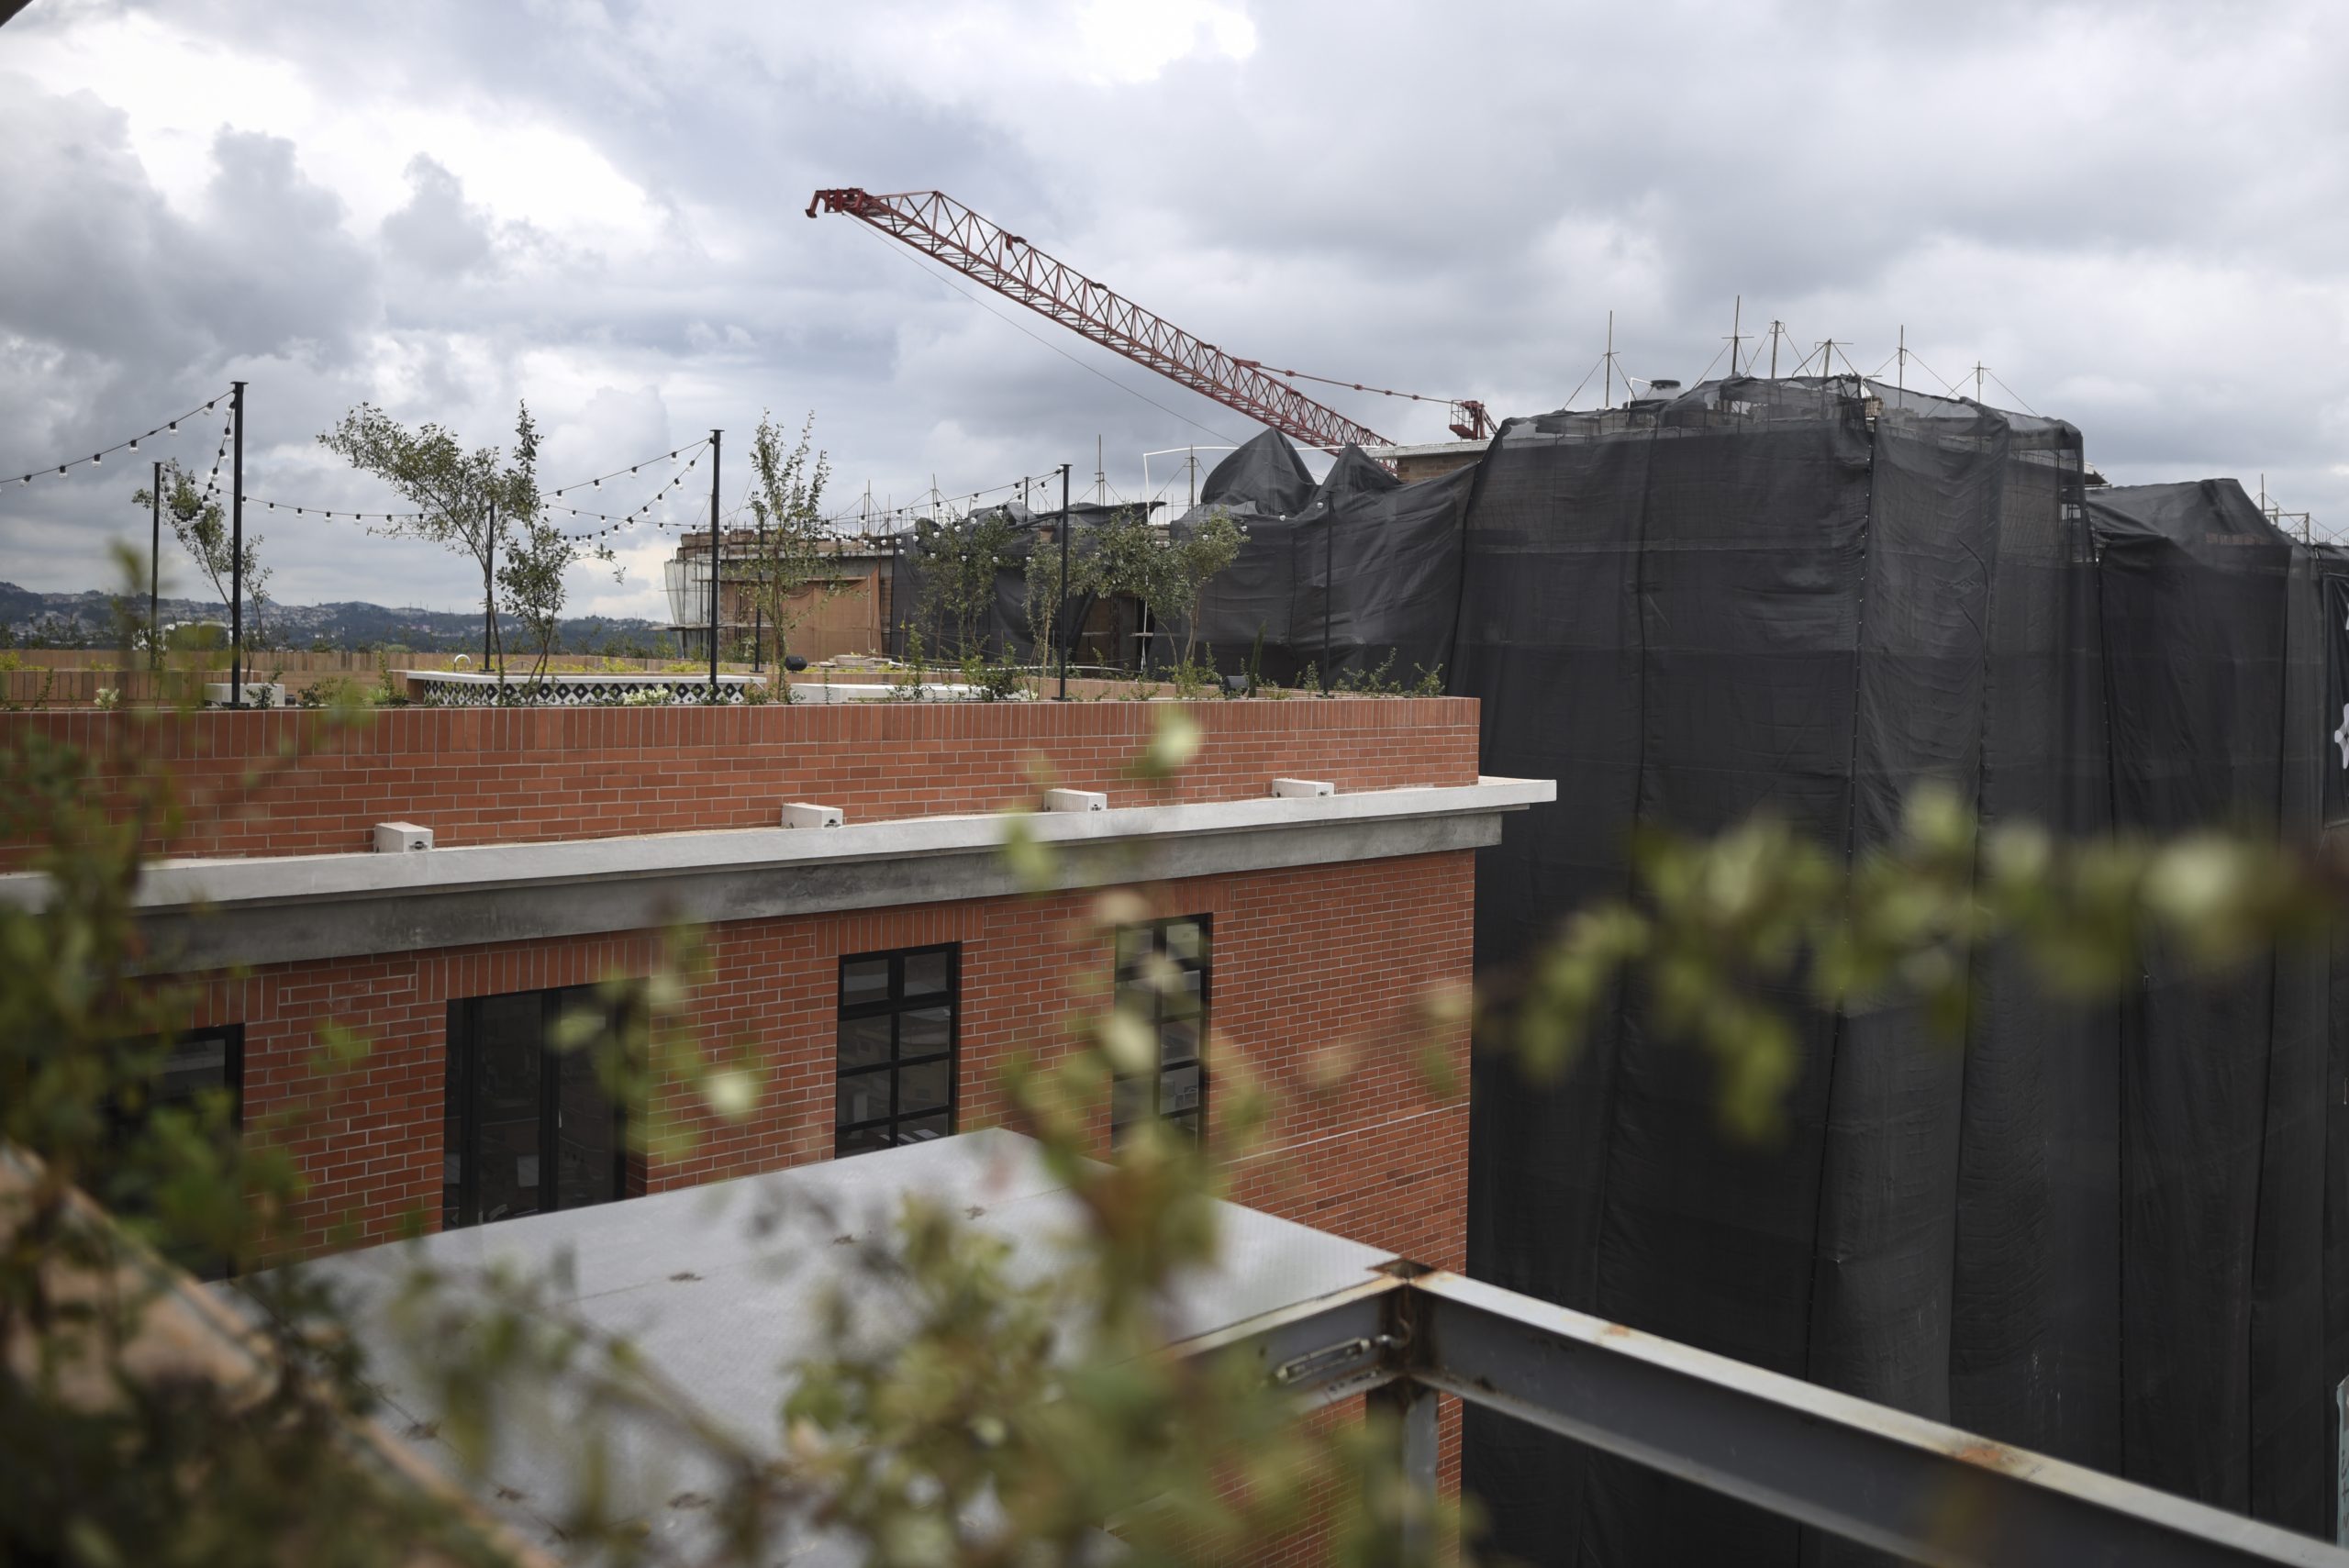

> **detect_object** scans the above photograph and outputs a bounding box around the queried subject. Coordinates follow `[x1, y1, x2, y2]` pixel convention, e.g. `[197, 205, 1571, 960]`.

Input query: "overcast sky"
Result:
[5, 0, 2347, 620]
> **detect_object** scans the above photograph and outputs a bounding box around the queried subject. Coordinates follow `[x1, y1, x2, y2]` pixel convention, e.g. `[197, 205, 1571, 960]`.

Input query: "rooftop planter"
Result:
[398, 670, 768, 707]
[395, 670, 1005, 706]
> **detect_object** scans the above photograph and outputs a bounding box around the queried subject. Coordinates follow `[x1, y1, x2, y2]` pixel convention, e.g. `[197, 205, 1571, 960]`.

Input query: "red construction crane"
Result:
[807, 187, 1492, 451]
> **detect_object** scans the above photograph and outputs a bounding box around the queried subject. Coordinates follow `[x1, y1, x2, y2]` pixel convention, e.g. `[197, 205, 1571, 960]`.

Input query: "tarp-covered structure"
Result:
[885, 500, 1124, 666]
[1182, 430, 1475, 686]
[1186, 382, 2349, 1557]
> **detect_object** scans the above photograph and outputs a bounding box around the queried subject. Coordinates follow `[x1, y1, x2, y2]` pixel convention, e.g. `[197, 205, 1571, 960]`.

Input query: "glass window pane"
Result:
[156, 1032, 229, 1106]
[898, 1057, 952, 1116]
[1160, 1018, 1199, 1068]
[900, 1006, 952, 1056]
[1160, 1063, 1202, 1117]
[1164, 919, 1206, 962]
[1109, 1073, 1149, 1138]
[902, 950, 952, 997]
[471, 995, 545, 1225]
[837, 1123, 893, 1159]
[1162, 970, 1203, 1021]
[442, 1033, 464, 1229]
[838, 1015, 891, 1072]
[841, 957, 891, 1007]
[1114, 926, 1151, 973]
[837, 1070, 890, 1129]
[554, 1040, 619, 1212]
[895, 1112, 950, 1145]
[1166, 1109, 1201, 1146]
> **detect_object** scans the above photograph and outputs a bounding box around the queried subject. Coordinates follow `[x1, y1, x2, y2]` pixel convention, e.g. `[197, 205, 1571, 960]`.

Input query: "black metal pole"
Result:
[707, 428, 722, 700]
[229, 380, 246, 706]
[1322, 498, 1334, 692]
[1055, 462, 1071, 701]
[149, 459, 161, 673]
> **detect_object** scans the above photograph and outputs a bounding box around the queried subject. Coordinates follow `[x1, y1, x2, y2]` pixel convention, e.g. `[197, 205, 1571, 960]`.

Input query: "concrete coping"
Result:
[0, 777, 1554, 916]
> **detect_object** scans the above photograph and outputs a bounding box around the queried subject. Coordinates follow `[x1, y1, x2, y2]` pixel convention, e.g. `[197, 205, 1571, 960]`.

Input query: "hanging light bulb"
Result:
[206, 401, 215, 412]
[169, 420, 178, 433]
[92, 453, 102, 465]
[57, 466, 66, 477]
[129, 439, 139, 451]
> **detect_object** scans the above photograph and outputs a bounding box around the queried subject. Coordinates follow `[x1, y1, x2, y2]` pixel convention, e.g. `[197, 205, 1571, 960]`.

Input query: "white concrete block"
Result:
[203, 682, 286, 707]
[1043, 788, 1108, 813]
[373, 821, 434, 853]
[1271, 778, 1335, 798]
[781, 802, 845, 829]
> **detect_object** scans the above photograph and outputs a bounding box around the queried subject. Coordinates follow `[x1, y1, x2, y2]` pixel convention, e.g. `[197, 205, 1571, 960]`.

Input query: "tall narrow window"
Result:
[835, 944, 959, 1157]
[443, 986, 627, 1230]
[1110, 917, 1209, 1146]
[101, 1025, 243, 1276]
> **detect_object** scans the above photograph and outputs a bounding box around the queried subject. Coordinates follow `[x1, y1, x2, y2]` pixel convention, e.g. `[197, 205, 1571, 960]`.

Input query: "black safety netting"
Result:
[1177, 430, 1477, 686]
[1426, 376, 2349, 1561]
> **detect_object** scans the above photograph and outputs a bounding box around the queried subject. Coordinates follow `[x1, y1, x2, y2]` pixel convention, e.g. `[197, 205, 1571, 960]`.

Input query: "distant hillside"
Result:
[0, 583, 677, 654]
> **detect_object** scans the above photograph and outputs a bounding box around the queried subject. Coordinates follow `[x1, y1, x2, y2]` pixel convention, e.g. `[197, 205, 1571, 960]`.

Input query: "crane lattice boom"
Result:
[807, 186, 1406, 453]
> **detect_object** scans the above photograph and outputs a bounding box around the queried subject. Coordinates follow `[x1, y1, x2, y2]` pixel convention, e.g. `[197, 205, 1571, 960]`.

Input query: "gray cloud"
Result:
[5, 0, 2349, 620]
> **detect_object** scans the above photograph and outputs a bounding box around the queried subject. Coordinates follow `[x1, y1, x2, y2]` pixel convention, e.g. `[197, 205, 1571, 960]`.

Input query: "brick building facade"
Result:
[3, 699, 1546, 1507]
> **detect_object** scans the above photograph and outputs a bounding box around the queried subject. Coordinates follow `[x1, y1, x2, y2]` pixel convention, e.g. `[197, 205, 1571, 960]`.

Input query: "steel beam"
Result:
[1181, 1269, 2348, 1567]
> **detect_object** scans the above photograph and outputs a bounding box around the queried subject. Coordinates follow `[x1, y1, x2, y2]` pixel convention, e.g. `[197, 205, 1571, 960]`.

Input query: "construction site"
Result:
[10, 174, 2349, 1568]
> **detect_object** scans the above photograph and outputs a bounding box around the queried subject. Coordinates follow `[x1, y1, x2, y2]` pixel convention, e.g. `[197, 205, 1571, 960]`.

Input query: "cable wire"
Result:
[856, 226, 1244, 447]
[6, 390, 234, 489]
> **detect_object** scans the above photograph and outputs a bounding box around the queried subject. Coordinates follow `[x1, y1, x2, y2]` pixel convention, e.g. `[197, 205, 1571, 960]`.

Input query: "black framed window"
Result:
[101, 1025, 243, 1276]
[1110, 917, 1208, 1146]
[443, 986, 628, 1230]
[835, 944, 959, 1157]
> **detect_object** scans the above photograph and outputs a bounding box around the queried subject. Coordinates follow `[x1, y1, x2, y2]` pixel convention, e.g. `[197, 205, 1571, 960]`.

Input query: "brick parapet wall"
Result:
[0, 698, 1477, 867]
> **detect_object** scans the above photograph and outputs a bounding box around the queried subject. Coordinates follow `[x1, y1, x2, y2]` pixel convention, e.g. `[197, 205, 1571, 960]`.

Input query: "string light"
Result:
[3, 390, 231, 489]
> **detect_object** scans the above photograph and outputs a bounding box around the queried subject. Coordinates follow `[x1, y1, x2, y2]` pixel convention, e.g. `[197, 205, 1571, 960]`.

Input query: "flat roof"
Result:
[241, 1129, 1396, 1562]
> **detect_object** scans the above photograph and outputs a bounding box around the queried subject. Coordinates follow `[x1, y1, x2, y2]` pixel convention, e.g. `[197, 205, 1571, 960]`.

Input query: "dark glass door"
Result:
[444, 986, 624, 1230]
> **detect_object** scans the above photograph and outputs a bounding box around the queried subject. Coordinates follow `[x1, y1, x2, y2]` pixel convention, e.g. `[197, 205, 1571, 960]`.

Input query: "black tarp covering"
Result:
[1449, 380, 2349, 1560]
[1182, 439, 1475, 685]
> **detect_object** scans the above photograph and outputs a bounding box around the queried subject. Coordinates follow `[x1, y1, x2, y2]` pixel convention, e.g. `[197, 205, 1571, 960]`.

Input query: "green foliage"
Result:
[1329, 651, 1445, 698]
[1161, 507, 1243, 666]
[886, 628, 931, 701]
[1080, 506, 1246, 670]
[915, 506, 1019, 660]
[318, 403, 545, 674]
[959, 649, 1024, 702]
[132, 462, 272, 644]
[742, 412, 837, 669]
[1023, 520, 1087, 674]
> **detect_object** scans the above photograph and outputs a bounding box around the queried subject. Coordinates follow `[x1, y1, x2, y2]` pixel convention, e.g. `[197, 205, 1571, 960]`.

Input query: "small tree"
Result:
[1023, 517, 1091, 672]
[318, 403, 542, 674]
[914, 505, 1019, 660]
[498, 506, 608, 688]
[742, 412, 836, 670]
[130, 461, 272, 655]
[1160, 506, 1244, 666]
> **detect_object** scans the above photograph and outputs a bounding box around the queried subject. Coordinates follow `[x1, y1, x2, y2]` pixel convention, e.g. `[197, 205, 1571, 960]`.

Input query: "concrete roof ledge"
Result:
[0, 777, 1555, 971]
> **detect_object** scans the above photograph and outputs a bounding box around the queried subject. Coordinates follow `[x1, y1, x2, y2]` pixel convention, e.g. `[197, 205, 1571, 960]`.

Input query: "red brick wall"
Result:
[182, 851, 1471, 1277]
[0, 698, 1478, 867]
